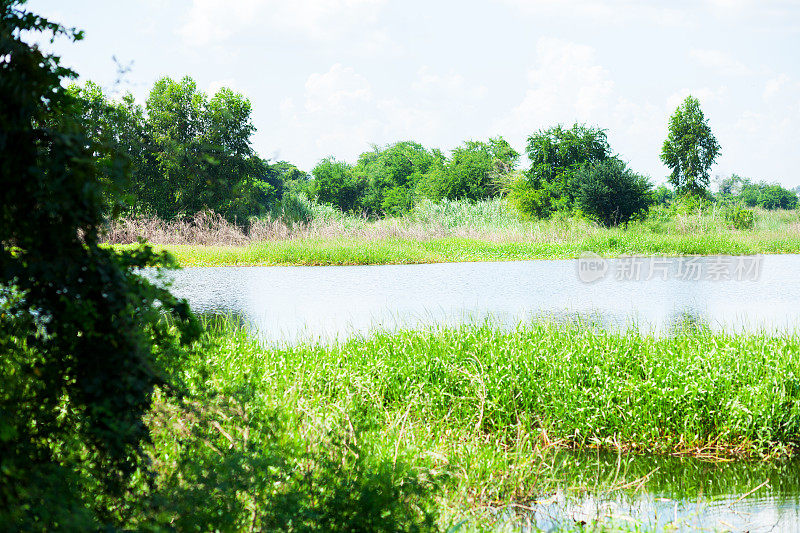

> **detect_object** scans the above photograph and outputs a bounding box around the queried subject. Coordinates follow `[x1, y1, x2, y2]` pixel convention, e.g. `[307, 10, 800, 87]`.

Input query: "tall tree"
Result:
[660, 95, 721, 196]
[1, 2, 198, 527]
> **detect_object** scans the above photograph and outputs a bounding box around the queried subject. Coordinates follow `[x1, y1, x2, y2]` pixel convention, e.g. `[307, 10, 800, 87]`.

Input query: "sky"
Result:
[27, 0, 800, 186]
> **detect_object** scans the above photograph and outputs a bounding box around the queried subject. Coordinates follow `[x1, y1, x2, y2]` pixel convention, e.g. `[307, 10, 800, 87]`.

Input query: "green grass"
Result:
[107, 199, 800, 266]
[146, 318, 800, 529]
[196, 319, 800, 459]
[122, 230, 800, 267]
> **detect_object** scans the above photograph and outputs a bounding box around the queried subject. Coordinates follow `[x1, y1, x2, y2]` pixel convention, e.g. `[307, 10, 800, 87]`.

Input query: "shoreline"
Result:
[111, 234, 800, 267]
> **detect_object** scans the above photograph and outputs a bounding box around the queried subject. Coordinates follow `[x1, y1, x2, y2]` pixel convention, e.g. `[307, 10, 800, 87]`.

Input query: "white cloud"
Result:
[207, 78, 239, 95]
[304, 64, 372, 113]
[763, 74, 792, 101]
[666, 87, 729, 110]
[179, 0, 387, 46]
[689, 49, 751, 76]
[412, 66, 488, 101]
[496, 0, 691, 26]
[494, 37, 615, 138]
[272, 64, 494, 167]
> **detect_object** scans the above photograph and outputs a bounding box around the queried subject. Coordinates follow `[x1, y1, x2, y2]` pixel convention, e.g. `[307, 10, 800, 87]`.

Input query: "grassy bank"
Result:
[107, 199, 800, 266]
[135, 231, 800, 267]
[145, 318, 800, 529]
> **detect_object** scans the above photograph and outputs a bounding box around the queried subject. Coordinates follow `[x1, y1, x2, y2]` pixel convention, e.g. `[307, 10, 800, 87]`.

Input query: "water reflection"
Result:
[154, 255, 800, 344]
[506, 451, 800, 532]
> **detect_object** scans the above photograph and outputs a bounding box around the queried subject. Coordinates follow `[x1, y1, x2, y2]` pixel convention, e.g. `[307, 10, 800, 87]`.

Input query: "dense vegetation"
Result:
[118, 318, 800, 529]
[0, 3, 432, 529]
[73, 77, 797, 239]
[0, 4, 200, 527]
[58, 53, 796, 235]
[69, 78, 307, 223]
[4, 1, 800, 530]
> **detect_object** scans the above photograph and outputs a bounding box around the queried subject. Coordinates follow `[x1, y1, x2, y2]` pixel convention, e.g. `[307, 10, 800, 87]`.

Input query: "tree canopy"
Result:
[69, 76, 282, 222]
[1, 3, 198, 526]
[660, 95, 721, 196]
[574, 159, 653, 227]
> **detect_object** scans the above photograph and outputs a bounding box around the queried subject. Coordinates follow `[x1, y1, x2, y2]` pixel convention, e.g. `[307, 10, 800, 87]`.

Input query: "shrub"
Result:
[574, 159, 653, 227]
[507, 178, 556, 219]
[740, 182, 798, 210]
[653, 184, 675, 206]
[724, 204, 755, 230]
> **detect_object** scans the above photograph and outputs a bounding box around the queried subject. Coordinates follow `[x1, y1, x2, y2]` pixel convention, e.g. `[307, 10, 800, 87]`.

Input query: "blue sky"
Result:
[29, 0, 800, 187]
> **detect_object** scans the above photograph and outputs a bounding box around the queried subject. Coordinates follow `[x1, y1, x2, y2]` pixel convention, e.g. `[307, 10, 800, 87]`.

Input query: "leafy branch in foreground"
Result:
[1, 2, 199, 527]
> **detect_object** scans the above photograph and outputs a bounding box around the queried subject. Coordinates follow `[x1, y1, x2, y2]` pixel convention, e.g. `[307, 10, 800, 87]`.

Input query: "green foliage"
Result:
[715, 174, 797, 210]
[509, 124, 612, 218]
[311, 157, 364, 213]
[70, 77, 284, 223]
[574, 159, 653, 227]
[671, 192, 713, 216]
[652, 184, 674, 206]
[723, 204, 756, 230]
[740, 181, 798, 210]
[205, 319, 800, 461]
[1, 2, 199, 527]
[310, 138, 517, 217]
[137, 372, 439, 532]
[423, 137, 518, 202]
[660, 95, 721, 196]
[359, 141, 445, 216]
[507, 177, 557, 219]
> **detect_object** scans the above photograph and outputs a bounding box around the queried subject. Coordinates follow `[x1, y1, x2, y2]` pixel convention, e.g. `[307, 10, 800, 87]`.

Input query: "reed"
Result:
[105, 200, 800, 266]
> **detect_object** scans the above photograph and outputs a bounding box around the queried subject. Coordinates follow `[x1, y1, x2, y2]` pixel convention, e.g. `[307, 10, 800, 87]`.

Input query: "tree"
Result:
[660, 95, 721, 196]
[312, 157, 364, 212]
[356, 141, 444, 216]
[1, 2, 199, 527]
[424, 137, 519, 202]
[574, 159, 653, 227]
[509, 124, 611, 218]
[70, 77, 277, 222]
[739, 180, 798, 210]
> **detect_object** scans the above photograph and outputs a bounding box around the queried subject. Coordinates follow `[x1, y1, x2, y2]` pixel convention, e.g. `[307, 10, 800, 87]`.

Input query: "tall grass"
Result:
[141, 318, 800, 529]
[198, 319, 800, 460]
[105, 199, 800, 265]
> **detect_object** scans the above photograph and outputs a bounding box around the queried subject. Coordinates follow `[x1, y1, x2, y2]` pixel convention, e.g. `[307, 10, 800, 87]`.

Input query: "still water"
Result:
[154, 254, 800, 531]
[159, 254, 800, 343]
[506, 451, 800, 532]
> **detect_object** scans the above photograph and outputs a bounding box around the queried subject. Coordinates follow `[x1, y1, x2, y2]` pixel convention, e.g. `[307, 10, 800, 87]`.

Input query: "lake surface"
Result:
[158, 254, 800, 343]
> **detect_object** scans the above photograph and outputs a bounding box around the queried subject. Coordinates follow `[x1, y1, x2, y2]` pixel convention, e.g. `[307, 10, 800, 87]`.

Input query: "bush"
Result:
[724, 204, 755, 230]
[653, 184, 675, 206]
[574, 159, 653, 227]
[1, 5, 200, 527]
[507, 178, 556, 219]
[740, 182, 798, 210]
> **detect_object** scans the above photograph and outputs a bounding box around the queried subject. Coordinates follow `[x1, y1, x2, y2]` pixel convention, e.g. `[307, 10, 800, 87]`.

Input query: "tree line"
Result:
[73, 81, 798, 231]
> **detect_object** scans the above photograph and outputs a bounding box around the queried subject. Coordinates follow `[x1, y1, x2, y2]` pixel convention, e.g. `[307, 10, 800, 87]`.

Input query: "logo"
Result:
[577, 252, 608, 283]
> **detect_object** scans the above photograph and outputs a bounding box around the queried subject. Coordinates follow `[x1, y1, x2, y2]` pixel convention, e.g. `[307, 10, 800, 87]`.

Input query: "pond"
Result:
[158, 254, 800, 343]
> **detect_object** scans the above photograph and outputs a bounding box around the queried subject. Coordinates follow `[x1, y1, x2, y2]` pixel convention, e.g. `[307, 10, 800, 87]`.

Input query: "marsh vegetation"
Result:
[4, 2, 800, 531]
